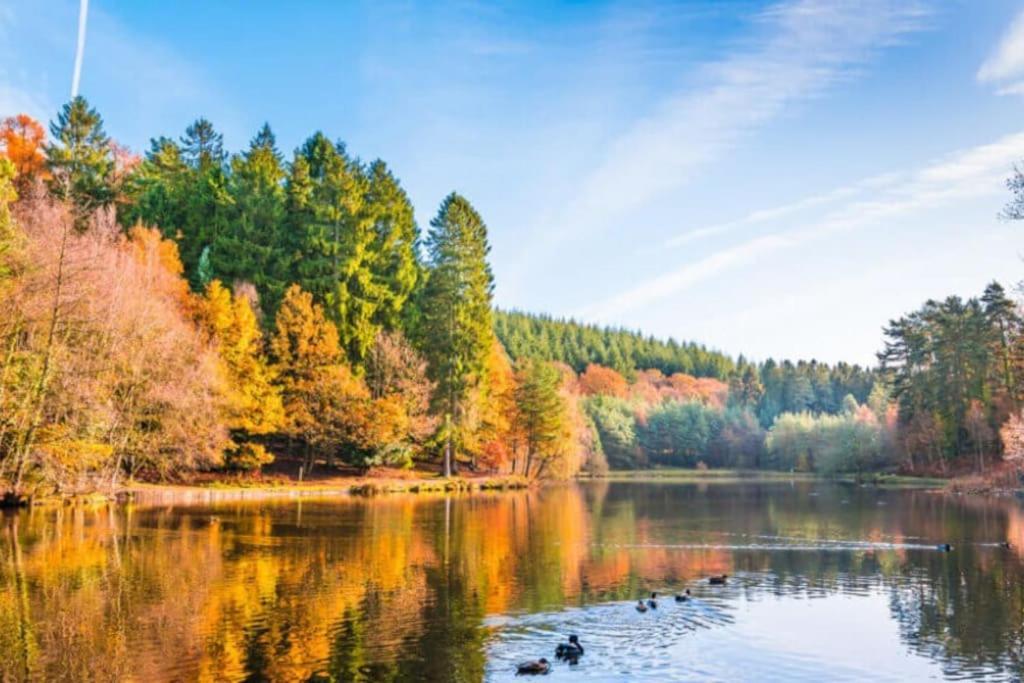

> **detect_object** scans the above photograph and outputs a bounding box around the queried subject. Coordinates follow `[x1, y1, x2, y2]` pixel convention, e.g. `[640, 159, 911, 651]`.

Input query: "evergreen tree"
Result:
[220, 124, 288, 311]
[365, 160, 421, 331]
[45, 97, 115, 222]
[180, 118, 225, 171]
[513, 359, 568, 479]
[416, 193, 495, 476]
[290, 133, 384, 366]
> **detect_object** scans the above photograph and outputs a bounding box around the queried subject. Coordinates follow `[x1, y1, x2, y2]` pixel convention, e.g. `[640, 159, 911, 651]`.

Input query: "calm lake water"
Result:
[1, 481, 1023, 682]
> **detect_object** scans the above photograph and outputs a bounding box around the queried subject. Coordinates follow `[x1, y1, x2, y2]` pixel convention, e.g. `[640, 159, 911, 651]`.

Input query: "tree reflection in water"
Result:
[0, 482, 1022, 681]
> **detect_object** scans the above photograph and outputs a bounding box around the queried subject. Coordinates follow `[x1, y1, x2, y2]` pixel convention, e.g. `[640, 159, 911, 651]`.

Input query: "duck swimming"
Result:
[708, 574, 728, 585]
[516, 658, 550, 676]
[1000, 541, 1012, 549]
[937, 543, 953, 552]
[635, 600, 648, 613]
[675, 589, 692, 602]
[555, 634, 584, 660]
[647, 592, 658, 609]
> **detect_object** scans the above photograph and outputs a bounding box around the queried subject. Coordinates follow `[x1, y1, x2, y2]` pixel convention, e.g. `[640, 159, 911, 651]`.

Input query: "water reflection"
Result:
[0, 482, 1022, 681]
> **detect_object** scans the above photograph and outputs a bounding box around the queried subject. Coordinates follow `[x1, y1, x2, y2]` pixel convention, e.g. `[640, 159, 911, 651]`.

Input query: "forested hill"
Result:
[494, 310, 735, 379]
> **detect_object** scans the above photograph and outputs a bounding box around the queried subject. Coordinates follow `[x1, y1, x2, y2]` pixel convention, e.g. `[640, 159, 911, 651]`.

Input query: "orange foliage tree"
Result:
[1, 201, 228, 495]
[0, 114, 48, 192]
[578, 363, 628, 398]
[196, 280, 284, 470]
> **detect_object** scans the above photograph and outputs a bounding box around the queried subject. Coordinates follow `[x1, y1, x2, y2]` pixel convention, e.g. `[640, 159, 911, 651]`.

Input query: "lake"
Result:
[1, 481, 1022, 681]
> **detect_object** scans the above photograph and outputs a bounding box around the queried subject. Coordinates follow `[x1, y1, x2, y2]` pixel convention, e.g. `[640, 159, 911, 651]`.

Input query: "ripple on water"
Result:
[483, 574, 1017, 682]
[485, 592, 738, 682]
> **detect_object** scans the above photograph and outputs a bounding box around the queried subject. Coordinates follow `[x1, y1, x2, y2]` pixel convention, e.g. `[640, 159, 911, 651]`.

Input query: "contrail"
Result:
[71, 0, 89, 98]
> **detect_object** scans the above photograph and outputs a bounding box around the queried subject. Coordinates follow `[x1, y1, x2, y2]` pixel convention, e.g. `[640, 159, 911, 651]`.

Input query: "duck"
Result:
[999, 541, 1012, 549]
[675, 589, 692, 603]
[516, 658, 550, 676]
[635, 599, 648, 613]
[554, 634, 584, 660]
[647, 592, 658, 609]
[937, 543, 953, 552]
[708, 574, 728, 585]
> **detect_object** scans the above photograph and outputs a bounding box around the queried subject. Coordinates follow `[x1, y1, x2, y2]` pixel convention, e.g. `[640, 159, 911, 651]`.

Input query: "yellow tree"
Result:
[466, 339, 517, 472]
[271, 284, 379, 470]
[197, 280, 283, 469]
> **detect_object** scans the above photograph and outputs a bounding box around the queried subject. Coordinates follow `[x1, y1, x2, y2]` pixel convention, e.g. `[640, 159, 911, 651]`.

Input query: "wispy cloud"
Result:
[978, 9, 1024, 95]
[664, 178, 893, 248]
[526, 0, 930, 252]
[580, 130, 1024, 320]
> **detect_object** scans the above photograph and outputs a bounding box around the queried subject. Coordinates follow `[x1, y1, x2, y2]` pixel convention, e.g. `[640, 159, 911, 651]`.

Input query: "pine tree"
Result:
[416, 193, 495, 476]
[365, 160, 421, 331]
[45, 97, 115, 222]
[513, 359, 568, 479]
[180, 118, 225, 171]
[220, 124, 288, 311]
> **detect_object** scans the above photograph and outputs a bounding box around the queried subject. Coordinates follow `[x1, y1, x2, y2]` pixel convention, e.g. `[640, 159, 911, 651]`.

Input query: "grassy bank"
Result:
[584, 468, 948, 488]
[120, 473, 529, 506]
[585, 468, 812, 482]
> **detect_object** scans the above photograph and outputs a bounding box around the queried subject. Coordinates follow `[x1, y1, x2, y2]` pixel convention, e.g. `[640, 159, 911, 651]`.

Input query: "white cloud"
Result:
[526, 0, 930, 254]
[580, 130, 1024, 320]
[978, 9, 1024, 89]
[996, 80, 1024, 96]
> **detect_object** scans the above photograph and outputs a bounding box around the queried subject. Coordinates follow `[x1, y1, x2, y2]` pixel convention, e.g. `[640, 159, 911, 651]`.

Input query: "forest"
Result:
[1, 99, 1024, 500]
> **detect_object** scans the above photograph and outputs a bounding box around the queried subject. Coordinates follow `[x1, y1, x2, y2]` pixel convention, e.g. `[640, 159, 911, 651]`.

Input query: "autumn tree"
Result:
[416, 193, 495, 476]
[464, 339, 517, 471]
[0, 158, 16, 266]
[270, 284, 402, 469]
[999, 411, 1024, 473]
[1, 203, 227, 497]
[364, 330, 436, 465]
[0, 114, 48, 193]
[270, 284, 344, 468]
[578, 363, 628, 398]
[197, 280, 284, 470]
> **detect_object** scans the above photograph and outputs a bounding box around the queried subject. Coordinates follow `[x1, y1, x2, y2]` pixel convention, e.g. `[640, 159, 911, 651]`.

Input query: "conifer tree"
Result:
[45, 97, 115, 221]
[416, 193, 495, 476]
[180, 118, 225, 172]
[513, 359, 568, 479]
[220, 124, 288, 310]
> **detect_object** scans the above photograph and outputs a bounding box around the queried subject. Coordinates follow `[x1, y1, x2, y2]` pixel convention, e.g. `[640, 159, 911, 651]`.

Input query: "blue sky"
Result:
[2, 0, 1023, 366]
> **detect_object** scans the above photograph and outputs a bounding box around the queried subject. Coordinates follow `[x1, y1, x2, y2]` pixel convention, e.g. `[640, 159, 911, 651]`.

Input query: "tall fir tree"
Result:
[416, 192, 495, 476]
[180, 118, 225, 172]
[513, 359, 568, 479]
[219, 124, 288, 311]
[45, 97, 115, 223]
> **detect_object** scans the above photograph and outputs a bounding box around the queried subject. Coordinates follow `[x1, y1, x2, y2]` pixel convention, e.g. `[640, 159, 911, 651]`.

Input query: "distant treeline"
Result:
[495, 309, 878, 428]
[494, 310, 734, 379]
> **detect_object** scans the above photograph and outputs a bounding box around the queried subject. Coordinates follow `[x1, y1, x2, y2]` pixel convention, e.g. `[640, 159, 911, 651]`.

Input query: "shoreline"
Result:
[9, 468, 1018, 509]
[124, 474, 530, 505]
[7, 469, 965, 509]
[3, 473, 532, 508]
